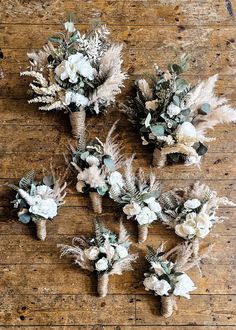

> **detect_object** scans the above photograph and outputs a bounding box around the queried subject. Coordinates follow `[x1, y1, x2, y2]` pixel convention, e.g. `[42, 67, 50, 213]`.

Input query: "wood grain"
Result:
[0, 0, 236, 329]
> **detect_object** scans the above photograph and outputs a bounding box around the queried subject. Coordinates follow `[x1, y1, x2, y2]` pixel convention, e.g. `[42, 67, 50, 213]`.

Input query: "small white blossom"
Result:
[55, 53, 94, 83]
[173, 273, 196, 299]
[175, 212, 212, 239]
[84, 246, 100, 260]
[185, 155, 201, 166]
[143, 275, 171, 296]
[36, 185, 53, 197]
[176, 122, 197, 139]
[123, 202, 141, 218]
[136, 206, 157, 225]
[144, 197, 162, 213]
[184, 199, 201, 209]
[29, 197, 57, 219]
[95, 257, 109, 272]
[115, 245, 128, 258]
[167, 103, 181, 117]
[86, 155, 100, 166]
[64, 21, 76, 33]
[77, 165, 105, 188]
[64, 91, 89, 107]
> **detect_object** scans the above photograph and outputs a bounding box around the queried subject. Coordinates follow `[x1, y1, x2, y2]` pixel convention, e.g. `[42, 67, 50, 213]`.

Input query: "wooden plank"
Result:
[1, 123, 236, 153]
[0, 294, 135, 326]
[0, 0, 235, 26]
[135, 294, 236, 325]
[2, 327, 235, 330]
[1, 25, 236, 51]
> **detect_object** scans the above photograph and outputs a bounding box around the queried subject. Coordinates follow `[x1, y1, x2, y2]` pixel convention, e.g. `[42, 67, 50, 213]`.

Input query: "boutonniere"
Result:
[124, 54, 236, 167]
[59, 221, 138, 297]
[159, 182, 235, 255]
[109, 156, 162, 243]
[143, 242, 210, 317]
[8, 170, 66, 240]
[70, 121, 123, 213]
[21, 17, 127, 138]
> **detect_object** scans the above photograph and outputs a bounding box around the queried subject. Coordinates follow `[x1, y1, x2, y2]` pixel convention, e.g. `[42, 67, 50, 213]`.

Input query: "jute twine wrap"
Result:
[69, 107, 86, 139]
[161, 295, 178, 318]
[34, 219, 47, 241]
[89, 192, 102, 214]
[152, 148, 161, 167]
[138, 225, 148, 243]
[192, 238, 200, 257]
[97, 273, 109, 297]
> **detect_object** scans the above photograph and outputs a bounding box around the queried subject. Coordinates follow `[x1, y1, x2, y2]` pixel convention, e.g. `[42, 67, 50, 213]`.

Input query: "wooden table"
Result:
[0, 0, 236, 329]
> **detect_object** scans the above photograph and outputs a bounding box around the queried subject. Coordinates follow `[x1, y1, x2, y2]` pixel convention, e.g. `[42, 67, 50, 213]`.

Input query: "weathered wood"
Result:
[135, 295, 236, 325]
[0, 0, 235, 26]
[0, 294, 135, 326]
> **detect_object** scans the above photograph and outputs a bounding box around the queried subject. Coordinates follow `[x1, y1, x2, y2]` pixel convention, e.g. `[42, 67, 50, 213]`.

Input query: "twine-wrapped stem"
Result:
[161, 295, 177, 318]
[138, 224, 148, 243]
[89, 192, 102, 214]
[69, 107, 86, 139]
[33, 219, 47, 241]
[152, 147, 161, 167]
[192, 238, 200, 257]
[97, 273, 109, 297]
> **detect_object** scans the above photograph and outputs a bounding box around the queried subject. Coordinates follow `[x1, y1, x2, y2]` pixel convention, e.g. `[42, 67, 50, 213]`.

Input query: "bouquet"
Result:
[109, 156, 162, 243]
[143, 242, 210, 318]
[159, 182, 235, 256]
[124, 54, 236, 167]
[21, 18, 127, 138]
[8, 170, 66, 240]
[59, 220, 138, 297]
[70, 121, 123, 213]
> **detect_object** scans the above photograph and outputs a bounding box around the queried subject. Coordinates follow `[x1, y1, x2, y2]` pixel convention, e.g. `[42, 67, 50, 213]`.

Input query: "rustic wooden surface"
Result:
[0, 0, 236, 329]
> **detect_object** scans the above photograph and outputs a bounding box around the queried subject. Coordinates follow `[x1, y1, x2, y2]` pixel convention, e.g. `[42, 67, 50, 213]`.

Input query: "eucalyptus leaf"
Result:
[80, 151, 89, 160]
[180, 108, 191, 116]
[199, 103, 211, 115]
[142, 190, 161, 201]
[97, 184, 108, 196]
[103, 156, 116, 171]
[43, 175, 54, 187]
[176, 78, 188, 92]
[173, 95, 180, 106]
[48, 37, 62, 44]
[144, 113, 151, 128]
[195, 142, 208, 156]
[151, 124, 165, 137]
[19, 213, 31, 224]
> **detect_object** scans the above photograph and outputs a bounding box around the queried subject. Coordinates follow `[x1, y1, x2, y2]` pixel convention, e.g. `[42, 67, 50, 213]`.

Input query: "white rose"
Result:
[153, 279, 171, 296]
[144, 197, 162, 213]
[86, 155, 100, 166]
[195, 213, 212, 238]
[176, 122, 196, 140]
[123, 202, 141, 217]
[84, 246, 100, 260]
[136, 206, 157, 225]
[109, 171, 124, 188]
[29, 197, 57, 219]
[55, 53, 94, 83]
[143, 274, 159, 291]
[167, 103, 181, 117]
[36, 185, 53, 197]
[95, 257, 109, 272]
[175, 213, 197, 239]
[64, 91, 89, 107]
[173, 273, 196, 299]
[115, 245, 128, 258]
[184, 199, 201, 209]
[64, 21, 76, 33]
